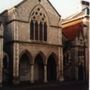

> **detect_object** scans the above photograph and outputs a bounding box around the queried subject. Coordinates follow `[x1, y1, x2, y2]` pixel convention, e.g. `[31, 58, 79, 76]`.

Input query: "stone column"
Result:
[44, 64, 47, 83]
[0, 38, 3, 86]
[30, 64, 34, 83]
[13, 43, 19, 84]
[58, 47, 64, 81]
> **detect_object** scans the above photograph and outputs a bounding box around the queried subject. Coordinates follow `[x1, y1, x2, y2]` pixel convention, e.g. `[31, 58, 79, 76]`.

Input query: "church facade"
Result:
[0, 0, 63, 85]
[0, 0, 89, 86]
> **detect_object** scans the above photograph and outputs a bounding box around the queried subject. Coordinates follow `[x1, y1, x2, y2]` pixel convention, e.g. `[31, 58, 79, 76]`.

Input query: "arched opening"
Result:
[35, 21, 38, 40]
[30, 20, 34, 40]
[44, 22, 47, 41]
[19, 53, 30, 82]
[34, 54, 44, 82]
[47, 54, 57, 81]
[3, 54, 10, 84]
[40, 22, 43, 41]
[78, 63, 84, 80]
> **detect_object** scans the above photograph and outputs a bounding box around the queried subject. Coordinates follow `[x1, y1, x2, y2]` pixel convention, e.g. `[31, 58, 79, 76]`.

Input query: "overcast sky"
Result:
[0, 0, 89, 19]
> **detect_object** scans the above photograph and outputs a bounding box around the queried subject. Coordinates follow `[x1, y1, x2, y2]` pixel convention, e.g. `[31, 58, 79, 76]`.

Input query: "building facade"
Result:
[0, 0, 63, 85]
[0, 0, 89, 86]
[62, 1, 89, 81]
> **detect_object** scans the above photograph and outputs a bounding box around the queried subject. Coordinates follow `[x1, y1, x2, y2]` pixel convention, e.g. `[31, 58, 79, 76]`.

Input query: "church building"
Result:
[0, 0, 89, 86]
[0, 0, 63, 85]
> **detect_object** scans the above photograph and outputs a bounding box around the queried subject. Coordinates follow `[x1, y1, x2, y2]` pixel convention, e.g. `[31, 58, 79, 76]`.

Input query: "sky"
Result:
[0, 0, 89, 19]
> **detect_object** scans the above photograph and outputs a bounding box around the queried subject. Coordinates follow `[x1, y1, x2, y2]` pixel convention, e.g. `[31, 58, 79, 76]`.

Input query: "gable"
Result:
[7, 0, 61, 26]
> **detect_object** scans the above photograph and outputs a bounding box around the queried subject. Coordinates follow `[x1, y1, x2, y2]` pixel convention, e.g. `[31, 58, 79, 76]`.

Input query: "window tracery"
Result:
[30, 6, 47, 41]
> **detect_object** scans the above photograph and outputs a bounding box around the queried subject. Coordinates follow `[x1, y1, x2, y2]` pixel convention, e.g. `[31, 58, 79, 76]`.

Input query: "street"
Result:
[2, 81, 88, 90]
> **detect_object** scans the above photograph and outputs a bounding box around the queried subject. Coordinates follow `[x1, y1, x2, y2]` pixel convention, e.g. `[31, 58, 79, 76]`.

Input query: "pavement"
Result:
[1, 81, 89, 90]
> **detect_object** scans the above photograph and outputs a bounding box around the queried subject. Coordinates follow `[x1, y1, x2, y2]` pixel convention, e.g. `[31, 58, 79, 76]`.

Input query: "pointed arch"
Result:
[40, 22, 43, 41]
[19, 50, 32, 82]
[44, 22, 47, 41]
[30, 20, 34, 40]
[28, 4, 49, 23]
[29, 4, 49, 41]
[3, 53, 10, 84]
[35, 21, 38, 40]
[34, 52, 45, 82]
[47, 52, 58, 81]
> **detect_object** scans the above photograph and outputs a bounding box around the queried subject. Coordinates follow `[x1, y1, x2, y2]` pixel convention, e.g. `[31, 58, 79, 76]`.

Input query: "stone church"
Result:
[0, 0, 89, 86]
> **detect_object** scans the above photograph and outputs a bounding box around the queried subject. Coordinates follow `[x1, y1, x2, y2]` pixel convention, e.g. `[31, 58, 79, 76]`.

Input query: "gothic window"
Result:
[40, 22, 43, 41]
[35, 21, 38, 40]
[30, 6, 47, 42]
[44, 22, 47, 41]
[30, 20, 34, 40]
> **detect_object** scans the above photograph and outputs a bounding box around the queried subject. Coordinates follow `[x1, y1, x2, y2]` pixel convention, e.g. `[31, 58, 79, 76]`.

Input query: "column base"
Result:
[59, 76, 64, 81]
[30, 80, 34, 84]
[13, 77, 20, 85]
[0, 83, 2, 87]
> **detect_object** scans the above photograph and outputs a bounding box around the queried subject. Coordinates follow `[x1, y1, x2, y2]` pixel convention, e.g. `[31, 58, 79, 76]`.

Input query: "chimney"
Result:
[81, 0, 89, 10]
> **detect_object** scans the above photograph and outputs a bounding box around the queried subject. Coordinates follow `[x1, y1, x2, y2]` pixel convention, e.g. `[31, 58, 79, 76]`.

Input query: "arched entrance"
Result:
[47, 54, 57, 81]
[34, 54, 44, 82]
[3, 54, 10, 84]
[19, 53, 30, 82]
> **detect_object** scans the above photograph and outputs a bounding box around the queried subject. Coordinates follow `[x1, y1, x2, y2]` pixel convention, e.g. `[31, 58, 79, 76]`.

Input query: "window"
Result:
[44, 22, 47, 41]
[30, 20, 34, 40]
[30, 6, 47, 42]
[40, 22, 43, 41]
[35, 21, 38, 40]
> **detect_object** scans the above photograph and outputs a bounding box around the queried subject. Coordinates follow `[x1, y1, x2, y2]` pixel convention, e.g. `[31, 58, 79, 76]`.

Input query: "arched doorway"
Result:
[34, 54, 44, 82]
[47, 54, 57, 81]
[19, 53, 30, 82]
[3, 54, 10, 84]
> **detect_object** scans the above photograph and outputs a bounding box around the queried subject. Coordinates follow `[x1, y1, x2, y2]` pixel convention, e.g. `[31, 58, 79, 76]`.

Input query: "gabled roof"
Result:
[47, 0, 61, 17]
[15, 0, 61, 17]
[62, 11, 85, 25]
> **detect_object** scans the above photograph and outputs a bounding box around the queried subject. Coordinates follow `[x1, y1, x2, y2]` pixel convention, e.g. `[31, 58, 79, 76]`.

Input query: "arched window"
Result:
[40, 22, 43, 41]
[35, 21, 38, 40]
[30, 6, 48, 42]
[44, 22, 47, 41]
[30, 20, 34, 40]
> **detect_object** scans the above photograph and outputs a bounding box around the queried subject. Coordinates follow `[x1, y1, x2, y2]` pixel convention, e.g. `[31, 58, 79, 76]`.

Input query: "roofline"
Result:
[0, 0, 26, 16]
[62, 15, 89, 25]
[0, 10, 8, 16]
[47, 0, 61, 17]
[15, 0, 27, 8]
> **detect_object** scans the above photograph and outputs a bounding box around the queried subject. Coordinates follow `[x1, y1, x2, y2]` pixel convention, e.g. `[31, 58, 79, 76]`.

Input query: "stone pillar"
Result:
[30, 64, 34, 83]
[0, 38, 3, 86]
[0, 23, 3, 86]
[44, 65, 47, 83]
[13, 43, 19, 84]
[58, 47, 64, 81]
